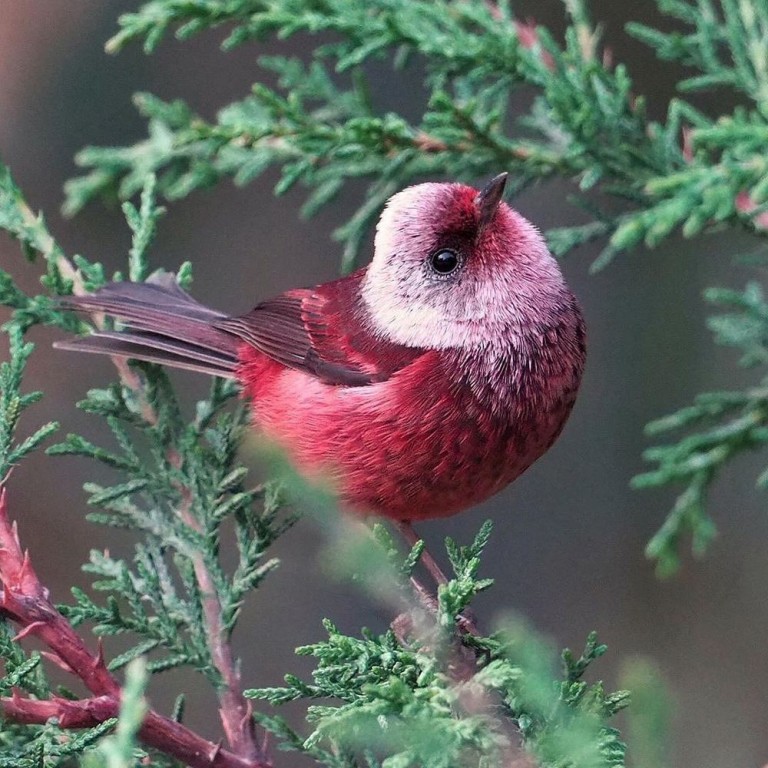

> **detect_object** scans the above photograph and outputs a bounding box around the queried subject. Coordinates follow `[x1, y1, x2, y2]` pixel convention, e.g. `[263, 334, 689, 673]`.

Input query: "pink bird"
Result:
[58, 174, 586, 522]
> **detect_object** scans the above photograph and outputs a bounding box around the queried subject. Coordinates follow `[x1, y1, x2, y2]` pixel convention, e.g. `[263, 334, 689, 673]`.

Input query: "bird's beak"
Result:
[475, 172, 508, 231]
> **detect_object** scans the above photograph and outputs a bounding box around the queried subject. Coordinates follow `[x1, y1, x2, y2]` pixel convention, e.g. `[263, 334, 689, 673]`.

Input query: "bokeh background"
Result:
[1, 3, 767, 766]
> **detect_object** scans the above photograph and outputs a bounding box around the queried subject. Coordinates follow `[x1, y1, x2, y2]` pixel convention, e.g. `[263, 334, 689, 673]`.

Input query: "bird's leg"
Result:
[387, 521, 482, 643]
[394, 521, 449, 586]
[394, 521, 483, 639]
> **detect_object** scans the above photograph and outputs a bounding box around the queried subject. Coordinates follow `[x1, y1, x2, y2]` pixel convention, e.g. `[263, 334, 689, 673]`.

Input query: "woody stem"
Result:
[0, 486, 267, 768]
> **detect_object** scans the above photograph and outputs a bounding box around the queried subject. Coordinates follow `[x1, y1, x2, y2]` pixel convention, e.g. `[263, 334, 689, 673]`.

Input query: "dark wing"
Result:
[216, 271, 424, 386]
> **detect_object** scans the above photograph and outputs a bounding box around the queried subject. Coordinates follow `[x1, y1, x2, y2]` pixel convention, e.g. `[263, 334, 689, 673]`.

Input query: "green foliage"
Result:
[0, 330, 119, 768]
[246, 523, 628, 768]
[438, 520, 495, 629]
[248, 533, 628, 768]
[633, 282, 768, 574]
[123, 174, 165, 283]
[48, 351, 292, 681]
[0, 719, 118, 768]
[0, 621, 49, 700]
[14, 0, 768, 764]
[0, 571, 117, 765]
[0, 174, 293, 763]
[627, 0, 768, 100]
[65, 0, 768, 270]
[0, 326, 59, 480]
[65, 0, 682, 272]
[0, 164, 90, 332]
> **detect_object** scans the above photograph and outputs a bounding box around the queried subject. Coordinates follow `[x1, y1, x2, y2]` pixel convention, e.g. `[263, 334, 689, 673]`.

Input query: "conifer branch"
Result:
[0, 486, 268, 768]
[1, 168, 269, 764]
[0, 693, 119, 729]
[177, 486, 261, 762]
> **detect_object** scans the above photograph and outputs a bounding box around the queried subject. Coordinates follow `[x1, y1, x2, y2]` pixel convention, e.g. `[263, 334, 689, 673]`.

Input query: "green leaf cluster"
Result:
[64, 0, 768, 269]
[6, 0, 750, 764]
[247, 608, 628, 768]
[51, 0, 768, 573]
[0, 327, 59, 480]
[248, 531, 628, 768]
[0, 173, 291, 765]
[51, 370, 291, 680]
[634, 281, 768, 574]
[64, 0, 682, 271]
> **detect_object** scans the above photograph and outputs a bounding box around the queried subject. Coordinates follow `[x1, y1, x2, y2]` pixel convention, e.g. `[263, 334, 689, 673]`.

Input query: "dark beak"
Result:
[475, 172, 508, 230]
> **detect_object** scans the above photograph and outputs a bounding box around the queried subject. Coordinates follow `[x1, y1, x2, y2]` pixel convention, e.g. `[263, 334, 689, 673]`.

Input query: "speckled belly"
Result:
[240, 347, 578, 521]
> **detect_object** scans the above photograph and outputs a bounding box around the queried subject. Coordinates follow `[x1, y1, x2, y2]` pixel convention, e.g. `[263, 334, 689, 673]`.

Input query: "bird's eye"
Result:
[429, 249, 461, 276]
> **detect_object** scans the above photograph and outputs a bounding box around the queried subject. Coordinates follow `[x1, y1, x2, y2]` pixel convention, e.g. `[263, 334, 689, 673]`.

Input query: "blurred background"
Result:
[1, 2, 766, 766]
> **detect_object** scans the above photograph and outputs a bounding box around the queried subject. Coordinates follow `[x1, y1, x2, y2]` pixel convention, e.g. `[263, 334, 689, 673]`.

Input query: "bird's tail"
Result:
[55, 276, 240, 378]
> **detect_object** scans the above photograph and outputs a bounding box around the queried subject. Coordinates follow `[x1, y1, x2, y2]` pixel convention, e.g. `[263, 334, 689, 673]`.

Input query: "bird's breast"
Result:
[238, 322, 584, 520]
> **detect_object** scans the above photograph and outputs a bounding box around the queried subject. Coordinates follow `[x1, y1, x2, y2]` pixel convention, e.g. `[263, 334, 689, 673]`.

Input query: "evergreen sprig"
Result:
[0, 162, 102, 332]
[0, 333, 119, 768]
[0, 719, 118, 768]
[56, 0, 768, 575]
[0, 170, 282, 766]
[50, 371, 290, 681]
[65, 0, 685, 272]
[627, 0, 768, 102]
[634, 281, 768, 574]
[0, 327, 59, 481]
[247, 556, 629, 768]
[0, 622, 48, 701]
[64, 0, 768, 269]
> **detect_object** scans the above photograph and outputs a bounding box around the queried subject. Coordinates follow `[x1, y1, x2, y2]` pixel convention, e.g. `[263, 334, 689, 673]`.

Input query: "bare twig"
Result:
[391, 521, 481, 639]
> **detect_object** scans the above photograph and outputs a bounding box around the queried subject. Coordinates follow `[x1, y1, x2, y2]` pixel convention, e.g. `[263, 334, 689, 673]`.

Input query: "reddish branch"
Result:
[96, 312, 262, 762]
[176, 485, 260, 760]
[0, 486, 267, 768]
[91, 323, 263, 760]
[1, 693, 119, 728]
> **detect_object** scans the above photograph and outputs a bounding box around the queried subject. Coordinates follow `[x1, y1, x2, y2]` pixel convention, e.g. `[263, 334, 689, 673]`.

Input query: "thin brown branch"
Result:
[0, 486, 267, 768]
[384, 519, 527, 767]
[392, 521, 481, 638]
[0, 692, 118, 728]
[394, 521, 448, 586]
[177, 486, 261, 761]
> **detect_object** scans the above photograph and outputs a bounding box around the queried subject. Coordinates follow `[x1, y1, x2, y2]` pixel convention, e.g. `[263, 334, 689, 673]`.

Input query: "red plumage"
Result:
[57, 175, 586, 521]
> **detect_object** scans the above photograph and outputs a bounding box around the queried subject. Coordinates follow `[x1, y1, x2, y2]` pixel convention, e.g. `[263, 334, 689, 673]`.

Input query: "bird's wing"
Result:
[215, 271, 424, 386]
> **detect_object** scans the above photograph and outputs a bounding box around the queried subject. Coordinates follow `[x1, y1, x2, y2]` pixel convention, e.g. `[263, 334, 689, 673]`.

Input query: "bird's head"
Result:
[362, 174, 570, 350]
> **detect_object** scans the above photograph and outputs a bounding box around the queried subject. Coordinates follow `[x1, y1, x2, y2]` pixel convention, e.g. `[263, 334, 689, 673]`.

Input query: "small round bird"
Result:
[58, 174, 586, 521]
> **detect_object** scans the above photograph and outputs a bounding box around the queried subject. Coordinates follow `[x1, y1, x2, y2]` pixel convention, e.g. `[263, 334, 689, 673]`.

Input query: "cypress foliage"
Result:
[3, 0, 767, 764]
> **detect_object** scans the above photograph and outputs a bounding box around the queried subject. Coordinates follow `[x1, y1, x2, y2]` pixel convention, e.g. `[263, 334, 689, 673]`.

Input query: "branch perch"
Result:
[0, 486, 269, 768]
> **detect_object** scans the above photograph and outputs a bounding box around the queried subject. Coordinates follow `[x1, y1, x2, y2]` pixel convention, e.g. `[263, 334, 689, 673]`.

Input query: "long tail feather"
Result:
[55, 278, 241, 378]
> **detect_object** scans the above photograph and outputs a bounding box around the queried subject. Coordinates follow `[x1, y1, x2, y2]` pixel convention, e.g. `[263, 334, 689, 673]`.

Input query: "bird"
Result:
[57, 173, 586, 523]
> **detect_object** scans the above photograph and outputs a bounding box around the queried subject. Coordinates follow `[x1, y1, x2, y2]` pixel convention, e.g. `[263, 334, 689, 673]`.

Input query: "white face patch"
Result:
[360, 183, 568, 351]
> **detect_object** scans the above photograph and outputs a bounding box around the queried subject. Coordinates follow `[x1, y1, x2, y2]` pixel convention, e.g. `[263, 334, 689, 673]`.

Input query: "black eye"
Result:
[429, 249, 460, 276]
